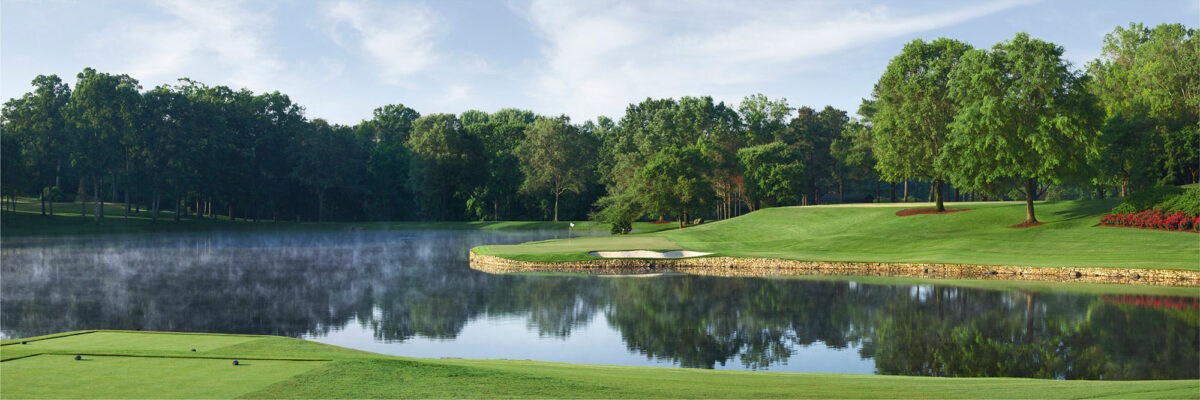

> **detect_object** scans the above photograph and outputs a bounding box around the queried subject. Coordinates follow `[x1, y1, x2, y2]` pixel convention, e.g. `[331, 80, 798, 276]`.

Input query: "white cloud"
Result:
[522, 0, 1036, 120]
[86, 0, 284, 91]
[323, 0, 442, 85]
[436, 84, 472, 108]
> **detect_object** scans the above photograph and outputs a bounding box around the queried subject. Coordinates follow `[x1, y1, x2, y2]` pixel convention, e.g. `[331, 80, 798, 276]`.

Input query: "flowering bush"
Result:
[1100, 210, 1200, 232]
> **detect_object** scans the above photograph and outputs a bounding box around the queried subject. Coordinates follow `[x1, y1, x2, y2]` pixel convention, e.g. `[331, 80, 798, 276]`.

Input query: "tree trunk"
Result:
[111, 172, 118, 204]
[40, 189, 46, 216]
[48, 187, 54, 217]
[838, 179, 844, 204]
[152, 190, 159, 223]
[933, 179, 945, 212]
[902, 179, 908, 202]
[1096, 186, 1105, 199]
[553, 190, 560, 222]
[317, 190, 325, 222]
[93, 177, 100, 224]
[174, 195, 181, 222]
[1023, 178, 1038, 225]
[123, 187, 129, 222]
[890, 182, 897, 203]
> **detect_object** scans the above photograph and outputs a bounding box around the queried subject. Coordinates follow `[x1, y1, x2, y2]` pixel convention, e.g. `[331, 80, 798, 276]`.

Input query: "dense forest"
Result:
[2, 24, 1195, 228]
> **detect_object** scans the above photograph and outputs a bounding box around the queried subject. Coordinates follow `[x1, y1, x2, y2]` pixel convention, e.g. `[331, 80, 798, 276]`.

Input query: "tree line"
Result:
[2, 23, 1195, 227]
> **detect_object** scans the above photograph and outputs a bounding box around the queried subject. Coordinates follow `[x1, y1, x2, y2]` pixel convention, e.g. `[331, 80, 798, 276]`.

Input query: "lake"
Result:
[2, 229, 1196, 379]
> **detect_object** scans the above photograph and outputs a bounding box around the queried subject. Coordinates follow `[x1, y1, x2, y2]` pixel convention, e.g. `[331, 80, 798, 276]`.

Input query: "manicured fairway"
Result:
[0, 198, 676, 236]
[15, 331, 259, 352]
[476, 200, 1200, 270]
[2, 354, 326, 399]
[1, 330, 1196, 398]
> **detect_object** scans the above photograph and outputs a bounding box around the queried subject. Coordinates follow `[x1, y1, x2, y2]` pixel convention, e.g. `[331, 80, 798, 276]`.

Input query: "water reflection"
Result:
[2, 230, 1196, 379]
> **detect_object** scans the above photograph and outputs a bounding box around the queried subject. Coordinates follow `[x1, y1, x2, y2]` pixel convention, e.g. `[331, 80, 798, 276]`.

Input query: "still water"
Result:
[2, 229, 1196, 379]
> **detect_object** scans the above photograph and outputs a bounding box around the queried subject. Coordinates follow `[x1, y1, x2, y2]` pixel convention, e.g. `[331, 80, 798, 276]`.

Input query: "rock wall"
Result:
[469, 250, 1200, 287]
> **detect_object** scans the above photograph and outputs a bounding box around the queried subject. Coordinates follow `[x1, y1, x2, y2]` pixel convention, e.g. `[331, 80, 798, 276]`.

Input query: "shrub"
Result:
[1156, 189, 1200, 217]
[1111, 186, 1200, 217]
[1099, 210, 1200, 232]
[1111, 186, 1184, 214]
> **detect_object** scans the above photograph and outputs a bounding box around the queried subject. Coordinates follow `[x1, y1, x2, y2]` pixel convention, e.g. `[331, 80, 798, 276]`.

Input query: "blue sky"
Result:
[2, 0, 1196, 125]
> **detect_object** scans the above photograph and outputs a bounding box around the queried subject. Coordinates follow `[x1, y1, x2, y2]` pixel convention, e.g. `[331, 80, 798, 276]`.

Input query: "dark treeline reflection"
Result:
[2, 231, 1196, 380]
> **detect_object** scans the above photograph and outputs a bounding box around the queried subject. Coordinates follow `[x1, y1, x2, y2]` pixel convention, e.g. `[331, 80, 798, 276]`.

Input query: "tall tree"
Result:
[634, 145, 714, 227]
[738, 94, 791, 146]
[293, 119, 366, 222]
[516, 116, 594, 222]
[737, 142, 805, 208]
[871, 38, 973, 211]
[3, 75, 72, 216]
[941, 33, 1102, 225]
[786, 106, 847, 205]
[358, 104, 420, 145]
[407, 114, 482, 220]
[465, 120, 529, 220]
[1, 130, 25, 210]
[832, 118, 877, 203]
[1087, 23, 1199, 185]
[68, 68, 141, 223]
[459, 109, 490, 127]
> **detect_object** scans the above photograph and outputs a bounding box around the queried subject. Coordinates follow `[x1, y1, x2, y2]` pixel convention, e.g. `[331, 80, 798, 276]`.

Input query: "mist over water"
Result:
[2, 229, 1196, 379]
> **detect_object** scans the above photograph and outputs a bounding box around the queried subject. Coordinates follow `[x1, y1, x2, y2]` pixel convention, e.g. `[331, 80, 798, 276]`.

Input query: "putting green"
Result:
[1, 354, 326, 399]
[6, 331, 259, 353]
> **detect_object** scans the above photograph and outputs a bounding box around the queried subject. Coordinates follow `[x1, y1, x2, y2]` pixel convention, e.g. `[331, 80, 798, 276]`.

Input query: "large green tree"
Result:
[940, 33, 1102, 225]
[633, 145, 714, 227]
[516, 116, 595, 222]
[293, 119, 368, 222]
[3, 75, 72, 216]
[407, 113, 483, 220]
[737, 142, 805, 208]
[465, 120, 529, 220]
[69, 68, 141, 223]
[871, 38, 973, 211]
[785, 106, 847, 205]
[1087, 23, 1199, 186]
[738, 93, 790, 146]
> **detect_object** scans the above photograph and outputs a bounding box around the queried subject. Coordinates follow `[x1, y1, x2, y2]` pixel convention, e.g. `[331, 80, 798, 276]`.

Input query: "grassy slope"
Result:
[1, 331, 1194, 399]
[0, 198, 676, 236]
[476, 200, 1200, 270]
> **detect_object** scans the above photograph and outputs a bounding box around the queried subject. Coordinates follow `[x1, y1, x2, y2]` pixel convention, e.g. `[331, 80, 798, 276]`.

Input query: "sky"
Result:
[2, 0, 1197, 125]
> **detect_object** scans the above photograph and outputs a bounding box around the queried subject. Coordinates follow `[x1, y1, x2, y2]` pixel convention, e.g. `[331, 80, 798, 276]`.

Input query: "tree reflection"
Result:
[2, 231, 1196, 379]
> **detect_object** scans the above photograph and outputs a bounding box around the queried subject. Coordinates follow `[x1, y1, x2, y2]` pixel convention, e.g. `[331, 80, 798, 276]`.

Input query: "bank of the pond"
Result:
[471, 250, 1200, 286]
[1, 330, 1195, 399]
[473, 200, 1200, 285]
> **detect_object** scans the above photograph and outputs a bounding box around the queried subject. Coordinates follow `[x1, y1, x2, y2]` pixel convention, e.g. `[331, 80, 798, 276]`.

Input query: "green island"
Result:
[3, 331, 1196, 399]
[475, 199, 1199, 270]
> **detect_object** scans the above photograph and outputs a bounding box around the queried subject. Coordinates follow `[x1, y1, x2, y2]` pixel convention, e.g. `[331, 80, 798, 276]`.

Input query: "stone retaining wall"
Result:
[469, 250, 1200, 287]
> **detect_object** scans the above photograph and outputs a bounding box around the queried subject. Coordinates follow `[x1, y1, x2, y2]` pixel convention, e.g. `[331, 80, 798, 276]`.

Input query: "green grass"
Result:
[1, 330, 1195, 399]
[476, 200, 1200, 270]
[4, 355, 326, 399]
[0, 198, 676, 236]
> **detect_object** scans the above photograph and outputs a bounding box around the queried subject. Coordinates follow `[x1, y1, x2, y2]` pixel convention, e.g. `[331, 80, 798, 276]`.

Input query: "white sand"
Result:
[588, 250, 713, 258]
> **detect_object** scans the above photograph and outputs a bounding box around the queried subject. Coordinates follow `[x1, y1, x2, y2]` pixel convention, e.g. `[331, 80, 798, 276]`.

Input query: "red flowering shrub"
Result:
[1100, 210, 1200, 232]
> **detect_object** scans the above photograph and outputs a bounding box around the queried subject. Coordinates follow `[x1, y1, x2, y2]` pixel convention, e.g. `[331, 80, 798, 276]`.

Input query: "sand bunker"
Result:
[588, 250, 713, 258]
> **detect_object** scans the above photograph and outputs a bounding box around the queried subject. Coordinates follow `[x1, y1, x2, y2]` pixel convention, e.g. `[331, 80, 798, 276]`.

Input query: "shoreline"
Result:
[469, 250, 1200, 287]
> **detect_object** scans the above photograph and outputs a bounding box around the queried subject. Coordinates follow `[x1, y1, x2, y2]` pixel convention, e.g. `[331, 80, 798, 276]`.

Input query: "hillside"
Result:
[476, 200, 1200, 270]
